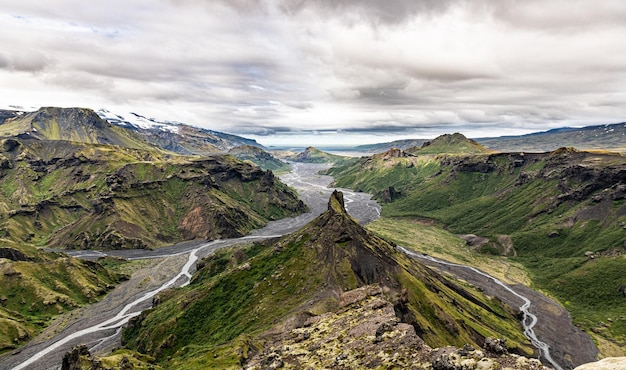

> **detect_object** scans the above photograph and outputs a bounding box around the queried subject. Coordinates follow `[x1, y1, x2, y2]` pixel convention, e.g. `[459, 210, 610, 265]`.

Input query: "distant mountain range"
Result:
[355, 122, 626, 154]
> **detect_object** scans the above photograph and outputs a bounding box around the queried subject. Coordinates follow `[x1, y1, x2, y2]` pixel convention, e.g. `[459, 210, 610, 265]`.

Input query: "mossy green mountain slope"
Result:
[326, 141, 626, 353]
[407, 133, 490, 155]
[0, 138, 306, 250]
[0, 243, 122, 353]
[228, 145, 290, 172]
[0, 137, 305, 355]
[119, 191, 533, 368]
[282, 146, 352, 164]
[0, 107, 158, 151]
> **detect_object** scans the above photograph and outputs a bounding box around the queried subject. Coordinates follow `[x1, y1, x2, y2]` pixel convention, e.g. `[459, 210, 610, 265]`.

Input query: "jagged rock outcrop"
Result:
[245, 285, 551, 370]
[0, 247, 31, 262]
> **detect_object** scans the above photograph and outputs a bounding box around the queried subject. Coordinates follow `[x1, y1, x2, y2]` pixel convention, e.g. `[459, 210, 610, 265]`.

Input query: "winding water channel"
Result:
[2, 163, 594, 369]
[398, 247, 563, 370]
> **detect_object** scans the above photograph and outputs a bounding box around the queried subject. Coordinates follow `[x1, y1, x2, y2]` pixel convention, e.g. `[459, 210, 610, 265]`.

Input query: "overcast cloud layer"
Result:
[1, 0, 626, 146]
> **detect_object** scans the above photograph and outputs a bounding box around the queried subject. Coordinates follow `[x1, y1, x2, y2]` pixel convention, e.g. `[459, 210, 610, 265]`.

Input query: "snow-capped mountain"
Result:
[97, 109, 180, 134]
[96, 108, 264, 154]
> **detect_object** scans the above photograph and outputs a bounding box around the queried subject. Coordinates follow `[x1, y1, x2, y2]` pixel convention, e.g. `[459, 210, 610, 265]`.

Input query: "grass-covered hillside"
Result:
[280, 146, 353, 164]
[117, 191, 534, 369]
[326, 139, 626, 355]
[0, 244, 123, 353]
[228, 145, 290, 173]
[0, 107, 157, 151]
[407, 132, 490, 155]
[0, 138, 306, 250]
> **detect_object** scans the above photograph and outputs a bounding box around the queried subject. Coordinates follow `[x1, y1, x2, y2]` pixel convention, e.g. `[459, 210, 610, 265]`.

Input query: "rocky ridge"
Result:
[245, 285, 551, 370]
[116, 191, 544, 368]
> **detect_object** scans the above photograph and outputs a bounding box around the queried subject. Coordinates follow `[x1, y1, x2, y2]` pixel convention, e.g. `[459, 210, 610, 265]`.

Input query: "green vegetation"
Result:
[228, 145, 290, 173]
[366, 217, 530, 285]
[407, 132, 490, 155]
[283, 146, 353, 164]
[0, 252, 122, 353]
[326, 142, 626, 355]
[120, 192, 533, 368]
[0, 124, 305, 355]
[0, 139, 305, 250]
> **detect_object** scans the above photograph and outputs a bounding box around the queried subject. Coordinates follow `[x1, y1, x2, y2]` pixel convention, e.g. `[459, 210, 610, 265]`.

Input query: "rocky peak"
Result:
[327, 189, 346, 214]
[308, 191, 399, 287]
[372, 147, 409, 160]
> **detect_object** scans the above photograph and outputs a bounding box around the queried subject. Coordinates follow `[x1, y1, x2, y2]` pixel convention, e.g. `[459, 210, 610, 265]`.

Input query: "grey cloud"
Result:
[2, 0, 626, 146]
[10, 51, 50, 72]
[278, 0, 458, 25]
[483, 0, 626, 30]
[0, 54, 9, 68]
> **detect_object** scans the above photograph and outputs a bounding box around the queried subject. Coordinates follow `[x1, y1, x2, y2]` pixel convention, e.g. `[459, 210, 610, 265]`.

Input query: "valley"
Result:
[1, 163, 595, 370]
[0, 163, 380, 370]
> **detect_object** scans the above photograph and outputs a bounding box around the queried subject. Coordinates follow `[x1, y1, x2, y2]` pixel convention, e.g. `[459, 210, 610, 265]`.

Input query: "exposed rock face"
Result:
[245, 285, 551, 370]
[61, 345, 92, 370]
[0, 247, 30, 261]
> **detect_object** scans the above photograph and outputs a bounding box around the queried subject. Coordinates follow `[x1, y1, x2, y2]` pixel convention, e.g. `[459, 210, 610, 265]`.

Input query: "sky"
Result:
[1, 1, 626, 147]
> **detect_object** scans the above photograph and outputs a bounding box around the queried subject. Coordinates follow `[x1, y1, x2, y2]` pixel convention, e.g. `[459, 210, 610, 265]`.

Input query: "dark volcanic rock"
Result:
[0, 247, 31, 261]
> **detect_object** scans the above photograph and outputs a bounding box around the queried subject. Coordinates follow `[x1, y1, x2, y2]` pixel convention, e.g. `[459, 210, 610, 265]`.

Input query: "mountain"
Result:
[0, 133, 306, 352]
[109, 191, 540, 368]
[97, 109, 264, 155]
[0, 107, 157, 151]
[325, 145, 626, 356]
[352, 122, 626, 155]
[0, 246, 122, 353]
[407, 133, 490, 155]
[0, 107, 267, 156]
[476, 122, 626, 153]
[0, 109, 24, 124]
[280, 146, 352, 164]
[0, 138, 306, 250]
[228, 145, 290, 172]
[355, 138, 428, 153]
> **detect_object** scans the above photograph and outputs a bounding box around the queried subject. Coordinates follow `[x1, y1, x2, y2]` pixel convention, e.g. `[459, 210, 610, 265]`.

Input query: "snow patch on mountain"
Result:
[97, 109, 180, 134]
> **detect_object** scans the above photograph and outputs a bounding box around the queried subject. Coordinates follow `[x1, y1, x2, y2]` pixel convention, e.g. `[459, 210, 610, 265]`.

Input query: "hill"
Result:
[111, 191, 540, 368]
[0, 107, 267, 156]
[282, 146, 352, 164]
[352, 122, 626, 155]
[476, 122, 626, 153]
[355, 138, 428, 153]
[228, 145, 290, 172]
[325, 145, 626, 355]
[408, 133, 490, 155]
[0, 138, 306, 250]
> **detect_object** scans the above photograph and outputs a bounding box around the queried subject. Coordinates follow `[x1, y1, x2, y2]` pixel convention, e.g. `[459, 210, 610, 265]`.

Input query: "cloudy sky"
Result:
[1, 1, 626, 147]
